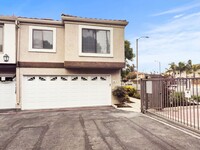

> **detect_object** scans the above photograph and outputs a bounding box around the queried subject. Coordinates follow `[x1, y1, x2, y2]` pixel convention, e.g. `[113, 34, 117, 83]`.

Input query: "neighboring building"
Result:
[0, 16, 16, 109]
[146, 74, 163, 79]
[0, 14, 128, 110]
[138, 72, 146, 80]
[174, 70, 200, 78]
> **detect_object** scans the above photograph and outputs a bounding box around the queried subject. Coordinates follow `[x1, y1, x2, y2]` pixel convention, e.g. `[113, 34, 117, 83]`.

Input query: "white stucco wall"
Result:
[0, 24, 16, 64]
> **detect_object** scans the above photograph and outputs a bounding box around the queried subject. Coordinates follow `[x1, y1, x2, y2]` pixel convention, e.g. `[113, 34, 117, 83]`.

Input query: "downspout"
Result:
[15, 19, 21, 108]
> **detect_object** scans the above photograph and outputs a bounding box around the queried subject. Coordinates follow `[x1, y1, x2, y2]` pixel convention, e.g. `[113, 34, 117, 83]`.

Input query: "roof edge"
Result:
[0, 14, 129, 26]
[0, 15, 17, 22]
[61, 14, 128, 26]
[17, 17, 63, 25]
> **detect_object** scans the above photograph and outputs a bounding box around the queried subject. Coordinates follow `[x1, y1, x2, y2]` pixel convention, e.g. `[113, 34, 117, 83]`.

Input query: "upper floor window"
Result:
[33, 29, 53, 49]
[79, 25, 113, 57]
[29, 26, 56, 53]
[0, 26, 3, 52]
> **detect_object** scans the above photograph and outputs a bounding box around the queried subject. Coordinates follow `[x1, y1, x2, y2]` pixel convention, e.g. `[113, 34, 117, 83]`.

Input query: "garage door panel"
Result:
[22, 75, 111, 110]
[0, 81, 16, 109]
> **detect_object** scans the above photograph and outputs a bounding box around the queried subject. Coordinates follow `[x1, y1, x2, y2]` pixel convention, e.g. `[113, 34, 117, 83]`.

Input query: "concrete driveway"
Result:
[0, 107, 200, 150]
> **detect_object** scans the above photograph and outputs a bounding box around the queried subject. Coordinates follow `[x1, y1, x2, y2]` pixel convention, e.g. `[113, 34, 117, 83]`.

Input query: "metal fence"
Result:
[141, 77, 200, 131]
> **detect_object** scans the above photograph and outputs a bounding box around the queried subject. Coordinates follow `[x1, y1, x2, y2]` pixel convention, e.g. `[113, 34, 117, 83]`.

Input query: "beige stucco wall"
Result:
[16, 68, 121, 108]
[16, 22, 125, 109]
[18, 23, 125, 64]
[18, 24, 65, 62]
[65, 23, 125, 62]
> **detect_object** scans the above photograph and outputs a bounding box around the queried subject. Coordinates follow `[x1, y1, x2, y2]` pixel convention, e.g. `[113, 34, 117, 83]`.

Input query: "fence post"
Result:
[141, 79, 145, 113]
[141, 79, 147, 113]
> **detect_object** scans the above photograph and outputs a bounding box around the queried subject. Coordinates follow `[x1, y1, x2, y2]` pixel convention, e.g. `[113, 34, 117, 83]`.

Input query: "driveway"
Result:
[0, 107, 200, 150]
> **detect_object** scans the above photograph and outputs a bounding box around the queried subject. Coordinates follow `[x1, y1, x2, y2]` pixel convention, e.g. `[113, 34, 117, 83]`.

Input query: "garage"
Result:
[0, 77, 16, 109]
[22, 75, 111, 110]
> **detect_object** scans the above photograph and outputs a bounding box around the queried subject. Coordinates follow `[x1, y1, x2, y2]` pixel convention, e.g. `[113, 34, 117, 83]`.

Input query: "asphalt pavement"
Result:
[0, 107, 200, 150]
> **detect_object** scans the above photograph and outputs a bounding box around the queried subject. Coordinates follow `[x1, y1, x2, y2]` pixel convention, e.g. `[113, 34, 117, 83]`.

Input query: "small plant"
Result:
[134, 92, 140, 99]
[112, 86, 129, 104]
[169, 92, 187, 106]
[123, 85, 140, 99]
[123, 85, 136, 97]
[192, 95, 200, 102]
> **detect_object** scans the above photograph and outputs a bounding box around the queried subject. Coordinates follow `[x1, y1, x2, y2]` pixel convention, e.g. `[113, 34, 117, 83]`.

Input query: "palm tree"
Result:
[169, 62, 177, 77]
[191, 64, 200, 78]
[185, 60, 192, 77]
[165, 68, 172, 75]
[176, 62, 186, 77]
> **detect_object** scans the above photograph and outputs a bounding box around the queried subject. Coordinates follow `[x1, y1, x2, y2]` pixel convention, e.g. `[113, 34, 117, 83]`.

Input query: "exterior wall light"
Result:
[3, 54, 9, 62]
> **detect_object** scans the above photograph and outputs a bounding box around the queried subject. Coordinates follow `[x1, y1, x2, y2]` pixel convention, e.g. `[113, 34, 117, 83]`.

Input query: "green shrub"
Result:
[192, 95, 200, 102]
[112, 86, 129, 104]
[123, 85, 137, 97]
[169, 92, 187, 106]
[123, 85, 140, 99]
[112, 86, 141, 103]
[134, 92, 140, 99]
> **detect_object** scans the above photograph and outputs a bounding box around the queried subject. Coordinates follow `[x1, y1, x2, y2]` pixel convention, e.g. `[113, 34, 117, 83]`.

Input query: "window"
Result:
[0, 26, 3, 52]
[79, 25, 113, 57]
[32, 29, 53, 49]
[82, 29, 110, 54]
[29, 26, 56, 52]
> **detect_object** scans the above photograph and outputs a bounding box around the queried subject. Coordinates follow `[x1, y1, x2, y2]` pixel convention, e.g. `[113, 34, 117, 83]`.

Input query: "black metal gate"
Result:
[141, 78, 200, 131]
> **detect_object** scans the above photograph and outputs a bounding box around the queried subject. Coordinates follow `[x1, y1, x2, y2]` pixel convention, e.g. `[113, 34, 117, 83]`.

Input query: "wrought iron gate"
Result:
[141, 78, 200, 131]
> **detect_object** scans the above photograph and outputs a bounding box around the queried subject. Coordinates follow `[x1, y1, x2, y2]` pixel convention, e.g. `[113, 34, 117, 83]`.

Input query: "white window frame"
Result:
[79, 25, 113, 57]
[29, 26, 56, 53]
[0, 25, 3, 53]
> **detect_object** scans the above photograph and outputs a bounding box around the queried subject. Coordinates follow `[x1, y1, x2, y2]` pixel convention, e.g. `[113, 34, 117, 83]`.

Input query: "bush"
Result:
[192, 95, 200, 102]
[123, 86, 136, 97]
[169, 92, 187, 106]
[112, 86, 129, 104]
[134, 92, 140, 99]
[113, 86, 141, 103]
[123, 86, 140, 99]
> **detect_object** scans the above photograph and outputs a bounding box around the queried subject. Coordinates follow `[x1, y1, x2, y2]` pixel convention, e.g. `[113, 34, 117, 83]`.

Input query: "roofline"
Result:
[17, 17, 63, 26]
[0, 14, 129, 27]
[61, 14, 128, 26]
[0, 16, 17, 22]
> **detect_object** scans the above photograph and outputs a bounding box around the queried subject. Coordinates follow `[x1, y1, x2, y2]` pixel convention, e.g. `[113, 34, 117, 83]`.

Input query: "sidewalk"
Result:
[117, 97, 141, 112]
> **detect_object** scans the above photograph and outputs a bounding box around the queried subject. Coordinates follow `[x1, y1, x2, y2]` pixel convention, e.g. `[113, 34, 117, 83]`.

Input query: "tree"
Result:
[167, 60, 200, 78]
[168, 62, 177, 77]
[165, 68, 172, 77]
[125, 40, 135, 61]
[126, 64, 134, 72]
[121, 40, 135, 79]
[121, 64, 135, 80]
[191, 64, 200, 77]
[185, 59, 192, 76]
[184, 60, 200, 77]
[126, 72, 137, 80]
[177, 62, 186, 77]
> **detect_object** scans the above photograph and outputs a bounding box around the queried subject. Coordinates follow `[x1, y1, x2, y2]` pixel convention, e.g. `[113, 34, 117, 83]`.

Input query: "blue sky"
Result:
[0, 0, 200, 73]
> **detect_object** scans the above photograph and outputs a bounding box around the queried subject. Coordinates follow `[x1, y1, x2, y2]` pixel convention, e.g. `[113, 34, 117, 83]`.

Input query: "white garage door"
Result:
[22, 75, 111, 110]
[0, 81, 16, 109]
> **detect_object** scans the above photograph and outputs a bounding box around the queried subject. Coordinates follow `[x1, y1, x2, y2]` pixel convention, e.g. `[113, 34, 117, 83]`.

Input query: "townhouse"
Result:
[0, 16, 16, 109]
[0, 14, 128, 110]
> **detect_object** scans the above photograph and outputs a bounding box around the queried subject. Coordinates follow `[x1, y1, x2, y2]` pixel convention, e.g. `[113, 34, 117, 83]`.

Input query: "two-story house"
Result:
[0, 16, 17, 109]
[0, 14, 128, 110]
